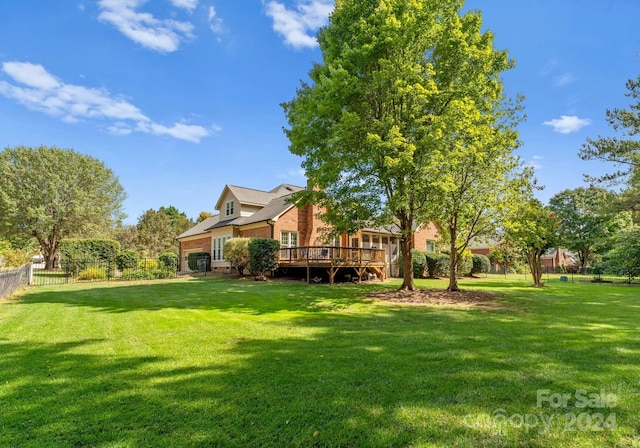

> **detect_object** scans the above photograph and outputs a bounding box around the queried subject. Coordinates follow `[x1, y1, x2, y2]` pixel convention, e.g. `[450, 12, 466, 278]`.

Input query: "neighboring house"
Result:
[468, 237, 578, 273]
[176, 183, 441, 278]
[468, 237, 500, 258]
[541, 248, 577, 272]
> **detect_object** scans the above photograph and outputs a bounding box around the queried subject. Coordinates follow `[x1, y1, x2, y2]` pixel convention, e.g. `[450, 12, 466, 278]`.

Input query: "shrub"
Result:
[121, 268, 175, 281]
[60, 239, 120, 275]
[248, 238, 279, 278]
[59, 239, 120, 262]
[187, 252, 211, 271]
[224, 238, 251, 275]
[398, 249, 427, 279]
[77, 267, 107, 280]
[471, 254, 491, 275]
[138, 258, 159, 270]
[457, 251, 473, 276]
[158, 252, 179, 271]
[0, 248, 34, 268]
[425, 252, 450, 278]
[60, 251, 90, 276]
[116, 250, 139, 271]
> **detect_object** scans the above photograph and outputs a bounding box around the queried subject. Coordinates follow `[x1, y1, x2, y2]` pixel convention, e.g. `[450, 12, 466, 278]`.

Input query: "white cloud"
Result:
[98, 0, 194, 53]
[2, 61, 61, 90]
[553, 73, 574, 87]
[137, 121, 213, 143]
[265, 0, 333, 49]
[526, 155, 543, 170]
[169, 0, 198, 12]
[208, 6, 224, 35]
[0, 61, 213, 143]
[543, 115, 592, 134]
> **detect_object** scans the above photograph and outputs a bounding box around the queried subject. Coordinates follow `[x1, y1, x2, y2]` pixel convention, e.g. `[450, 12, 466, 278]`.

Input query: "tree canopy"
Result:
[580, 75, 640, 217]
[549, 186, 632, 272]
[135, 206, 193, 257]
[505, 199, 559, 287]
[0, 146, 126, 269]
[283, 0, 523, 290]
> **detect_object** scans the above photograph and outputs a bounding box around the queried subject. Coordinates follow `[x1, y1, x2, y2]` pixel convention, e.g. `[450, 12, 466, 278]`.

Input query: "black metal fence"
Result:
[554, 272, 640, 286]
[32, 257, 178, 287]
[0, 264, 31, 298]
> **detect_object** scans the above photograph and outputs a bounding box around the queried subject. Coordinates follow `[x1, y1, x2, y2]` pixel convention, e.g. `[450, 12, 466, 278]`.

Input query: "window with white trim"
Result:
[280, 231, 298, 248]
[426, 240, 437, 252]
[212, 236, 231, 261]
[225, 201, 234, 216]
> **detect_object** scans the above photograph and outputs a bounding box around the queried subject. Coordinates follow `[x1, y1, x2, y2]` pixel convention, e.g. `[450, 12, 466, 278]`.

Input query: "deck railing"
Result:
[277, 246, 385, 264]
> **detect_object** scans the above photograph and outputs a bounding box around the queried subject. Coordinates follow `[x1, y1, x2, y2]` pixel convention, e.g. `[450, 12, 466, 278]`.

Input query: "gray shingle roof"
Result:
[176, 215, 220, 239]
[236, 194, 295, 226]
[180, 184, 305, 239]
[226, 185, 280, 206]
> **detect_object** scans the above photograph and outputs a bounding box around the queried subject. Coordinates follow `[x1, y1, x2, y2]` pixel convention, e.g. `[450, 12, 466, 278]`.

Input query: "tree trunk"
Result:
[399, 236, 415, 291]
[447, 226, 459, 292]
[527, 250, 544, 287]
[579, 248, 589, 274]
[40, 236, 57, 271]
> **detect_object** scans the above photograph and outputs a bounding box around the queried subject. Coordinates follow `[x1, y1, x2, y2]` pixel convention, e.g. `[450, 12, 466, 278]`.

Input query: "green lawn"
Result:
[1, 275, 639, 447]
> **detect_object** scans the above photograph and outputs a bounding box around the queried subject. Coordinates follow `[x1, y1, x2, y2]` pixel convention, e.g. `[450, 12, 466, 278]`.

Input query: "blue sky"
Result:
[1, 0, 639, 224]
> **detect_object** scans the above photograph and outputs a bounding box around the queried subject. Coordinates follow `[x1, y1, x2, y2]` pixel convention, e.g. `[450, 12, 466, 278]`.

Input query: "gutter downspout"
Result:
[267, 220, 275, 239]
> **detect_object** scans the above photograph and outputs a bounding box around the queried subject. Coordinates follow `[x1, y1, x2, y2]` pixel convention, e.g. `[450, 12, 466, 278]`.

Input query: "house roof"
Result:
[178, 191, 300, 240]
[208, 194, 296, 229]
[214, 184, 305, 210]
[237, 194, 296, 226]
[176, 215, 220, 239]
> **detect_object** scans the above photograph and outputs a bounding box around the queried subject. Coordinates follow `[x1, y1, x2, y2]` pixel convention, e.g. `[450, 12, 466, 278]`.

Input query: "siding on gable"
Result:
[218, 190, 239, 219]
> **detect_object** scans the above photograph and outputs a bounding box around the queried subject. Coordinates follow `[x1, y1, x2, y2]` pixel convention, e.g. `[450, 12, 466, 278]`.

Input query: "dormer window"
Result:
[225, 200, 234, 216]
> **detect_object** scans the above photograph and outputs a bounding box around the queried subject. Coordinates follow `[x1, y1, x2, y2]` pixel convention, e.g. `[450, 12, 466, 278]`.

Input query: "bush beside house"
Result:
[248, 238, 279, 280]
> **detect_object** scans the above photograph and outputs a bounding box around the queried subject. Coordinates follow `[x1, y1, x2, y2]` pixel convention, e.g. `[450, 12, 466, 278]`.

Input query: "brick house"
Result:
[177, 183, 441, 278]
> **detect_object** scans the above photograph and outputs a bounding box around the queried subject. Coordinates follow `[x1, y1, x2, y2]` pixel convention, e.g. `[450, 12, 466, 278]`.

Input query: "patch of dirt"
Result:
[367, 288, 503, 309]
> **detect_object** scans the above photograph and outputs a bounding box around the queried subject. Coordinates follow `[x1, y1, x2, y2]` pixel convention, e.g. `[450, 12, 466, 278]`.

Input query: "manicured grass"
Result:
[1, 275, 639, 447]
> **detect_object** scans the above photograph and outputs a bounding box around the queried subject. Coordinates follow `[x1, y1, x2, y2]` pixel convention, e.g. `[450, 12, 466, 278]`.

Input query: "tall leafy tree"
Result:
[489, 238, 520, 274]
[135, 206, 192, 257]
[283, 0, 522, 290]
[196, 211, 214, 223]
[0, 146, 125, 269]
[433, 144, 531, 291]
[605, 226, 640, 278]
[136, 209, 176, 257]
[112, 223, 139, 252]
[549, 186, 632, 273]
[505, 199, 559, 287]
[580, 75, 640, 217]
[159, 205, 193, 235]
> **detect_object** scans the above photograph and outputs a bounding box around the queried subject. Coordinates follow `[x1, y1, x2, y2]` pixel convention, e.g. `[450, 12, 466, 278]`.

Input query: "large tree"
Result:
[0, 146, 126, 269]
[135, 206, 193, 257]
[549, 186, 632, 273]
[505, 199, 559, 287]
[580, 75, 640, 218]
[283, 0, 521, 290]
[605, 226, 640, 278]
[433, 140, 531, 291]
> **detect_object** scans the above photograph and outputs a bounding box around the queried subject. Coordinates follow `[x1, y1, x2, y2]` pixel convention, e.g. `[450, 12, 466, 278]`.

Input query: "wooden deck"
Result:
[277, 246, 386, 285]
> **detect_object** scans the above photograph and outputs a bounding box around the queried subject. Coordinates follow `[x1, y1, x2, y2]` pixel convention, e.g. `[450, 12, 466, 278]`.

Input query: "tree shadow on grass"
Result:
[1, 302, 638, 446]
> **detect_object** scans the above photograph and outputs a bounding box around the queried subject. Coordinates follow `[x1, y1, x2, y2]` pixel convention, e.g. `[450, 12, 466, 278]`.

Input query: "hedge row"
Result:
[59, 238, 179, 275]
